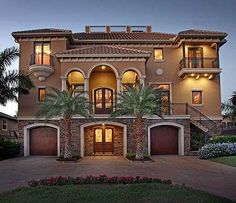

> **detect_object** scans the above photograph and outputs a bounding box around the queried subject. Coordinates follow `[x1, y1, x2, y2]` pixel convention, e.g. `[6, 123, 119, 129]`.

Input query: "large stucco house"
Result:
[12, 25, 227, 157]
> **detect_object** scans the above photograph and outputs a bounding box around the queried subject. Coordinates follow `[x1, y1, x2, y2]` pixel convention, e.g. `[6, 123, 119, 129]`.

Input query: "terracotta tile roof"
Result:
[55, 45, 151, 57]
[72, 32, 176, 41]
[0, 112, 17, 120]
[12, 28, 72, 34]
[178, 29, 227, 37]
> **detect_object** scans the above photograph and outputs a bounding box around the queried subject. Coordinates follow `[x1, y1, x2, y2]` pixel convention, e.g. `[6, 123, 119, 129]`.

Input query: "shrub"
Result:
[126, 152, 151, 160]
[199, 142, 236, 159]
[208, 135, 236, 144]
[28, 175, 172, 187]
[0, 139, 20, 159]
[190, 132, 205, 151]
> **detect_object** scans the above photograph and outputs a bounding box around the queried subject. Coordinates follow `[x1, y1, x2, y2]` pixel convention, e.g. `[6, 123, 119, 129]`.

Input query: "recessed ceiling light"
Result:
[101, 66, 106, 70]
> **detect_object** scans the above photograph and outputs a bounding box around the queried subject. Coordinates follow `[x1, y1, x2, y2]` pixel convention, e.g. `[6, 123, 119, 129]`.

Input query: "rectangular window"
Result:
[2, 119, 7, 131]
[188, 47, 203, 68]
[192, 91, 202, 105]
[38, 88, 46, 102]
[150, 84, 170, 114]
[154, 48, 164, 60]
[34, 42, 51, 65]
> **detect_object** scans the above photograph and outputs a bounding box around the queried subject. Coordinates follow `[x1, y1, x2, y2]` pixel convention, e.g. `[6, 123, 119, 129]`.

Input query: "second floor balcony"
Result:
[178, 57, 221, 79]
[29, 53, 54, 82]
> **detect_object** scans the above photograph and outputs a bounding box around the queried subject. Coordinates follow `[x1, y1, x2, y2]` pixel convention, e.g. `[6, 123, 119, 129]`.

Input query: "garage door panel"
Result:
[151, 125, 178, 155]
[30, 127, 57, 156]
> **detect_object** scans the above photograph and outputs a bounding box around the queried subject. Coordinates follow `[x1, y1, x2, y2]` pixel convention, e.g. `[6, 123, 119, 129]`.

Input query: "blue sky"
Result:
[0, 0, 236, 116]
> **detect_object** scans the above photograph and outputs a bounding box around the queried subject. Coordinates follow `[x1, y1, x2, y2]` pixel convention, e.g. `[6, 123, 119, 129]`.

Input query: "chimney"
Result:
[105, 26, 111, 33]
[147, 26, 152, 33]
[85, 26, 90, 33]
[126, 26, 131, 33]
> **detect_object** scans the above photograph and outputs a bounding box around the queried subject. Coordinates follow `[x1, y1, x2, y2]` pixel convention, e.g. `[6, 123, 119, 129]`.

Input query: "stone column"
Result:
[60, 76, 67, 91]
[84, 77, 89, 100]
[139, 76, 146, 87]
[116, 77, 122, 94]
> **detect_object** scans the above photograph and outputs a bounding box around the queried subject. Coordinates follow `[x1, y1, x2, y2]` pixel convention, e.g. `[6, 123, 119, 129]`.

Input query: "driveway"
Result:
[0, 155, 236, 201]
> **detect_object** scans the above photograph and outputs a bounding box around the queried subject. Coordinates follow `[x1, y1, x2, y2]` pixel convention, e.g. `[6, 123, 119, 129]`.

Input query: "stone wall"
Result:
[18, 117, 191, 156]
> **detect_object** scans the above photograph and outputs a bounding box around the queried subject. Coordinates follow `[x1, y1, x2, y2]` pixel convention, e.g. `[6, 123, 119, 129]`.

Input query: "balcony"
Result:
[178, 57, 221, 79]
[29, 53, 54, 82]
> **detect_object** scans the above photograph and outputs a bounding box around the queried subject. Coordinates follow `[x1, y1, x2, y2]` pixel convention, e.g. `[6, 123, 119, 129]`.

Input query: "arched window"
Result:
[121, 70, 139, 92]
[67, 71, 84, 96]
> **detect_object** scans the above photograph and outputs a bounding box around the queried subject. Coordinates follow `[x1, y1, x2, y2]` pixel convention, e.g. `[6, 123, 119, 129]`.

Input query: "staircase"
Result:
[186, 103, 218, 142]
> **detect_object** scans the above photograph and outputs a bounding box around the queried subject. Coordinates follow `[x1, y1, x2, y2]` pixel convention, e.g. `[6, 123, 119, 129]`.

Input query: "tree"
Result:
[36, 88, 92, 158]
[112, 85, 163, 160]
[222, 90, 236, 122]
[0, 47, 34, 105]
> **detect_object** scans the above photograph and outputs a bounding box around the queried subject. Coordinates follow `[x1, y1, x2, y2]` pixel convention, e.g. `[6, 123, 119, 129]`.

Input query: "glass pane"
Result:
[96, 89, 103, 109]
[154, 49, 163, 60]
[35, 43, 42, 64]
[43, 44, 51, 65]
[38, 88, 46, 102]
[105, 89, 112, 108]
[105, 129, 112, 142]
[95, 129, 103, 142]
[192, 91, 202, 104]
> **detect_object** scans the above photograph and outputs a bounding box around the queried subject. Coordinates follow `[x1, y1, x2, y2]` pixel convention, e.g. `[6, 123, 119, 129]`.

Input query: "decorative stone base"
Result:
[18, 117, 191, 157]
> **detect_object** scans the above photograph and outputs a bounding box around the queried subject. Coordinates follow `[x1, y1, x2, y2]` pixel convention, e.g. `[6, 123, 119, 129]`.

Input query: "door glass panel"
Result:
[188, 48, 203, 68]
[95, 89, 103, 109]
[105, 89, 112, 108]
[95, 129, 103, 142]
[43, 43, 50, 65]
[105, 129, 112, 142]
[35, 43, 42, 64]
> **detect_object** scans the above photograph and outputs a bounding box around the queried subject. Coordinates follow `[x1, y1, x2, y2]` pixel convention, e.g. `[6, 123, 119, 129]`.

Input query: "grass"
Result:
[0, 183, 232, 203]
[210, 156, 236, 167]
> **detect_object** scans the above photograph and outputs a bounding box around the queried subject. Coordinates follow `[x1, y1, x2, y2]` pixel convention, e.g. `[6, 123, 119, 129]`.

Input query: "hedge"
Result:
[0, 139, 20, 159]
[199, 143, 236, 159]
[208, 135, 236, 144]
[28, 175, 172, 187]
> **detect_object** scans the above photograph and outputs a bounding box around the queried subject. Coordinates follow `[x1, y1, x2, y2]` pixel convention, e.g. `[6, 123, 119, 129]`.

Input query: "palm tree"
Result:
[36, 88, 92, 159]
[222, 90, 236, 122]
[112, 85, 163, 160]
[0, 47, 34, 105]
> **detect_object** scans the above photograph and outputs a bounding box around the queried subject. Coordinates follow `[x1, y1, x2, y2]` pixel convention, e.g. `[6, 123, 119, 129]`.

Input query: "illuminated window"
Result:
[38, 88, 46, 102]
[2, 119, 7, 131]
[95, 129, 103, 142]
[154, 48, 164, 60]
[34, 42, 51, 65]
[105, 129, 113, 142]
[192, 91, 202, 105]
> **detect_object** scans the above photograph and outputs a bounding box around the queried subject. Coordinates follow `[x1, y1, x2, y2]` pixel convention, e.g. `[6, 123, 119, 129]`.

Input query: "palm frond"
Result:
[0, 47, 19, 70]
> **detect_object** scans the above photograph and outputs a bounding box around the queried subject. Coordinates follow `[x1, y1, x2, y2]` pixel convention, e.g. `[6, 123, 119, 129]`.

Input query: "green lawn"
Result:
[210, 156, 236, 167]
[0, 183, 232, 203]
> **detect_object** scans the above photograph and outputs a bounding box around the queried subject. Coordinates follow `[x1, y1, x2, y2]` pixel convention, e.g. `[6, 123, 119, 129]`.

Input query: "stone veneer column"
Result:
[60, 76, 67, 91]
[139, 76, 145, 87]
[116, 76, 122, 94]
[84, 77, 89, 100]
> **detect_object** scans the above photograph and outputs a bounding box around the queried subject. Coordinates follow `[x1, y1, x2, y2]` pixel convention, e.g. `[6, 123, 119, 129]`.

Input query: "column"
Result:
[60, 76, 67, 91]
[116, 77, 122, 94]
[84, 77, 89, 100]
[139, 76, 145, 87]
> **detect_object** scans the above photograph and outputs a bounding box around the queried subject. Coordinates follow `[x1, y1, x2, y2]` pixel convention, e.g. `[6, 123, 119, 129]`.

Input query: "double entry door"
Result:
[94, 127, 113, 154]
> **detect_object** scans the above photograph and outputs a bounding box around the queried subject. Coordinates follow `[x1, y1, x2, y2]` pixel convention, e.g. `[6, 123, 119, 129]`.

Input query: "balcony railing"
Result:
[179, 57, 219, 70]
[30, 53, 54, 66]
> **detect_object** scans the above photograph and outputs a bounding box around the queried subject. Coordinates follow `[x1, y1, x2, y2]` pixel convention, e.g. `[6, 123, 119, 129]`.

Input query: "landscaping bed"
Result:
[56, 155, 81, 162]
[126, 153, 153, 161]
[0, 183, 232, 203]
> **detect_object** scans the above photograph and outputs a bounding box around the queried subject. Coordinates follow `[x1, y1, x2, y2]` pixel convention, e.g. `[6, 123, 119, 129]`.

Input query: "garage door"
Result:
[151, 125, 178, 155]
[30, 127, 57, 156]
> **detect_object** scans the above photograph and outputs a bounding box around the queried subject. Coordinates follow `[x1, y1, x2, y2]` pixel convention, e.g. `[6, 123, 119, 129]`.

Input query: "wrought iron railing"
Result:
[30, 53, 54, 66]
[179, 57, 219, 70]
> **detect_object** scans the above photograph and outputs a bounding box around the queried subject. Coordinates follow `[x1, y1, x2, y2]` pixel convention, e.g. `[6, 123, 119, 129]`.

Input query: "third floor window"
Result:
[34, 42, 51, 65]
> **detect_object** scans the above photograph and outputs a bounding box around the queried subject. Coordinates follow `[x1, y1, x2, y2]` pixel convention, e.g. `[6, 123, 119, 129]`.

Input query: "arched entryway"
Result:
[80, 121, 127, 157]
[67, 70, 84, 96]
[23, 123, 60, 156]
[89, 65, 117, 114]
[148, 122, 184, 156]
[121, 70, 140, 91]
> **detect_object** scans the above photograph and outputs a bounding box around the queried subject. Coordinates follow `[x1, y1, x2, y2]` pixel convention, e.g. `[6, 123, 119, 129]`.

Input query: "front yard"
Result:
[0, 183, 232, 203]
[210, 156, 236, 167]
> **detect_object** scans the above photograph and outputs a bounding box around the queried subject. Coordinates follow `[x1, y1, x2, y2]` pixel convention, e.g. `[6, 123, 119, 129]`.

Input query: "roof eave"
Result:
[55, 53, 151, 58]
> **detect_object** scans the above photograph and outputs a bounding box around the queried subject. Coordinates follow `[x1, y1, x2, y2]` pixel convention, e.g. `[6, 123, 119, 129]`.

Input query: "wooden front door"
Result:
[94, 88, 113, 114]
[30, 127, 57, 156]
[151, 125, 178, 155]
[94, 128, 113, 154]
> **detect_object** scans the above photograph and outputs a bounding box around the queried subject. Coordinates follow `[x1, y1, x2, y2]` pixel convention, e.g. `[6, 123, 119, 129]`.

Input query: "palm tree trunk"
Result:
[63, 117, 72, 159]
[135, 115, 144, 160]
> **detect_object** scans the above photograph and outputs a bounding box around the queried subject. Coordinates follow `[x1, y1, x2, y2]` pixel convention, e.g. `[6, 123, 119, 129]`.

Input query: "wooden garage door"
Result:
[30, 127, 57, 156]
[151, 125, 178, 155]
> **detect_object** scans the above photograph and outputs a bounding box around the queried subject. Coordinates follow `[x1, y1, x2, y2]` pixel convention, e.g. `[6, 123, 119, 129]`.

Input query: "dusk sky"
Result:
[0, 0, 235, 116]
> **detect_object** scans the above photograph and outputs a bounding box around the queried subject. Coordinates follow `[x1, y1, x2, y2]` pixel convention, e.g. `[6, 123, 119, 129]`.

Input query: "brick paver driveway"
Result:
[0, 155, 236, 201]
